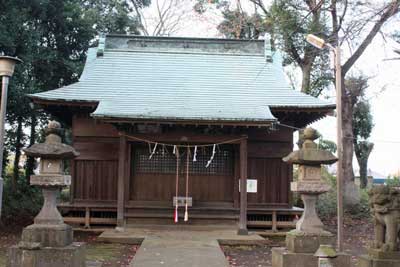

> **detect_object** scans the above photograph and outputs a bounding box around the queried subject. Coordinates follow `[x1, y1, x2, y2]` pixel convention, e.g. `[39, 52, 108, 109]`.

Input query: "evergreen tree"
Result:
[0, 0, 150, 190]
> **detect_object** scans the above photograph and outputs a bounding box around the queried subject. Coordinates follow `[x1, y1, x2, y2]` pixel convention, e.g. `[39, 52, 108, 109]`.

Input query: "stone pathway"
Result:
[99, 226, 264, 267]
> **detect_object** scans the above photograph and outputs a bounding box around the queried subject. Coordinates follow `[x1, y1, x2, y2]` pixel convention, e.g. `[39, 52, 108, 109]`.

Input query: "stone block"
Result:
[7, 242, 85, 267]
[272, 247, 350, 267]
[290, 181, 330, 194]
[358, 254, 400, 267]
[30, 174, 71, 186]
[298, 165, 321, 181]
[285, 230, 335, 253]
[21, 224, 73, 247]
[40, 159, 63, 174]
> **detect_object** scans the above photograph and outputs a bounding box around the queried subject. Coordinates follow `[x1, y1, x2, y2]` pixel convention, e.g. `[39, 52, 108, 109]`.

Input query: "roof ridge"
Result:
[103, 49, 264, 57]
[105, 33, 264, 43]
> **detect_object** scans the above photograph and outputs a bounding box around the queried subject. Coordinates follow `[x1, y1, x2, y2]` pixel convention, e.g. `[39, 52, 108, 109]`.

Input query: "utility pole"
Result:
[306, 34, 344, 252]
[335, 46, 344, 252]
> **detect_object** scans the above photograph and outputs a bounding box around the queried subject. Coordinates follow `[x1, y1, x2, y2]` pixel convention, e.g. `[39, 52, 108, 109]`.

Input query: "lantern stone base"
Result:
[21, 223, 73, 247]
[272, 247, 350, 267]
[285, 230, 335, 253]
[358, 249, 400, 267]
[358, 254, 400, 267]
[366, 248, 400, 260]
[7, 242, 85, 267]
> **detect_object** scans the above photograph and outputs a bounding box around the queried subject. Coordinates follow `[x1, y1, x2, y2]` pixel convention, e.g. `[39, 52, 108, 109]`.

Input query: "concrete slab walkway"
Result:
[99, 226, 264, 267]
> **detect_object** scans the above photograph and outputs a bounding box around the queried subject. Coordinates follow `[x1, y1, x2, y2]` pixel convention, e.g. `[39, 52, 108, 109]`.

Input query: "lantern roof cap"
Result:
[314, 245, 337, 258]
[24, 121, 79, 159]
[283, 128, 337, 165]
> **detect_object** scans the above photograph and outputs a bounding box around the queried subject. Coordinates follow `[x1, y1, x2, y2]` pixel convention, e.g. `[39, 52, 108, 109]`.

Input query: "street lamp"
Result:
[306, 34, 344, 252]
[0, 55, 22, 218]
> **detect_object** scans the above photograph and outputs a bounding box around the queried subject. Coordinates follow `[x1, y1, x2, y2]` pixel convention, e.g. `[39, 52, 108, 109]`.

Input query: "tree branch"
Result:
[130, 0, 149, 35]
[249, 0, 268, 15]
[342, 1, 400, 74]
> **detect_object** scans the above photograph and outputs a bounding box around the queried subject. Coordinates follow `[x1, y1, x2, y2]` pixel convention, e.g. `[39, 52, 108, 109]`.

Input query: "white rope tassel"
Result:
[205, 144, 216, 168]
[184, 203, 188, 221]
[173, 145, 177, 155]
[193, 146, 198, 162]
[149, 142, 158, 159]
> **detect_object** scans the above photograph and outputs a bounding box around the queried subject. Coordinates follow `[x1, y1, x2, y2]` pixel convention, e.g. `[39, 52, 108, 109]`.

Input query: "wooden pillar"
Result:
[233, 145, 240, 209]
[238, 137, 248, 235]
[117, 134, 127, 228]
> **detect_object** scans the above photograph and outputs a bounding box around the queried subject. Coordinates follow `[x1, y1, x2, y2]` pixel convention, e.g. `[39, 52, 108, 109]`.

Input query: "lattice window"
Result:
[133, 146, 234, 176]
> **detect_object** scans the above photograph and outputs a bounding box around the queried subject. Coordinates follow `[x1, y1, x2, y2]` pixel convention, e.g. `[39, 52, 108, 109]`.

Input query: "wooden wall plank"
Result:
[130, 173, 234, 203]
[247, 127, 293, 142]
[74, 142, 119, 161]
[73, 160, 118, 201]
[72, 115, 119, 137]
[247, 158, 292, 205]
[247, 142, 293, 159]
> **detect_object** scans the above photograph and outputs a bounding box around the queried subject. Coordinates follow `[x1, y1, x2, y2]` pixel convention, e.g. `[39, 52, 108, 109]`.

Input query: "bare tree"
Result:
[251, 0, 400, 205]
[131, 0, 191, 36]
[329, 0, 400, 205]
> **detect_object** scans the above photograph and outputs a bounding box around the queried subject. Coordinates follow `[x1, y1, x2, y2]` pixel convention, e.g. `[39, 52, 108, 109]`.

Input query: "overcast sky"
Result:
[142, 0, 400, 176]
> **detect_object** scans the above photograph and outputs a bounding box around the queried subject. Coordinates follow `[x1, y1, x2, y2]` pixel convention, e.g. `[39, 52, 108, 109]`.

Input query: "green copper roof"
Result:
[30, 35, 334, 123]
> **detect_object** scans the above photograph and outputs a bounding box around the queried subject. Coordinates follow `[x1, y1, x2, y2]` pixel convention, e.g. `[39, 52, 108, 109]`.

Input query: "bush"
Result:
[315, 167, 337, 220]
[1, 173, 43, 224]
[385, 175, 400, 187]
[315, 167, 370, 220]
[346, 188, 370, 219]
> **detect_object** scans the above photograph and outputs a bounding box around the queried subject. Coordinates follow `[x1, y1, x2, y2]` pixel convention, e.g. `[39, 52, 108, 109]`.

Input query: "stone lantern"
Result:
[272, 128, 350, 267]
[8, 121, 86, 267]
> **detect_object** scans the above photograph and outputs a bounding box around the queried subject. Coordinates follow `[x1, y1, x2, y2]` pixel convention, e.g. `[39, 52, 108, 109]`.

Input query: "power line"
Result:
[277, 122, 400, 144]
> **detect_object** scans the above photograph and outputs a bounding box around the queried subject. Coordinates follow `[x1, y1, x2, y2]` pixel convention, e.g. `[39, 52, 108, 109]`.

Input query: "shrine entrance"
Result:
[129, 144, 235, 206]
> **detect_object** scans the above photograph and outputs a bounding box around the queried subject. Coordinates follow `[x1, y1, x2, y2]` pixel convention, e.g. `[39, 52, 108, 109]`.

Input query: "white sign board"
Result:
[238, 179, 257, 193]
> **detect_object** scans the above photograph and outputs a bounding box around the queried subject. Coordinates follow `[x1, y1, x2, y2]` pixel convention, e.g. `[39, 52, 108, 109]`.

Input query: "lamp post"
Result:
[0, 55, 22, 218]
[306, 34, 344, 252]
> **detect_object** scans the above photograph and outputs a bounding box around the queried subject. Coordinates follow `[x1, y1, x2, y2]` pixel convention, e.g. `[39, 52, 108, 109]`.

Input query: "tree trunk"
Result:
[12, 116, 24, 192]
[359, 160, 368, 189]
[354, 142, 374, 189]
[25, 113, 37, 183]
[341, 77, 359, 206]
[301, 62, 312, 94]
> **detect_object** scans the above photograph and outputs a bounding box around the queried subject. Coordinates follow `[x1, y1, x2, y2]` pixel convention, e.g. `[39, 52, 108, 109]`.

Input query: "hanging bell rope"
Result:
[174, 147, 179, 223]
[184, 146, 190, 222]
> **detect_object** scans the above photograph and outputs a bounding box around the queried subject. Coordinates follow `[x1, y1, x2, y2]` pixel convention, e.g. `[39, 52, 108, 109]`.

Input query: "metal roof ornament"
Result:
[97, 34, 106, 57]
[264, 33, 273, 63]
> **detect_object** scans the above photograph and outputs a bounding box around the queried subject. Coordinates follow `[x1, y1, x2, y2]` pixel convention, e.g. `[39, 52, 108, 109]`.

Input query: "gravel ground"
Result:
[222, 217, 373, 267]
[0, 217, 373, 267]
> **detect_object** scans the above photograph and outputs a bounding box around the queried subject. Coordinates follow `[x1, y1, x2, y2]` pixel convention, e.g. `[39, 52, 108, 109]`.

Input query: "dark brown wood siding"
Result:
[73, 160, 118, 201]
[247, 158, 292, 206]
[70, 114, 294, 207]
[247, 127, 293, 208]
[71, 114, 120, 202]
[130, 146, 234, 203]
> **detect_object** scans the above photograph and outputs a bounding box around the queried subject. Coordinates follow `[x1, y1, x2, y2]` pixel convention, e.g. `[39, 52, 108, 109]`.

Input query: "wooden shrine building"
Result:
[29, 34, 334, 233]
